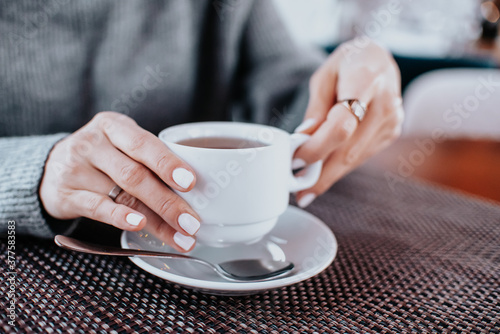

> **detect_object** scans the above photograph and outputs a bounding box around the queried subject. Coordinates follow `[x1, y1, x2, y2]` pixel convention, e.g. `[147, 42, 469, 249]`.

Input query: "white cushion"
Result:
[402, 68, 500, 140]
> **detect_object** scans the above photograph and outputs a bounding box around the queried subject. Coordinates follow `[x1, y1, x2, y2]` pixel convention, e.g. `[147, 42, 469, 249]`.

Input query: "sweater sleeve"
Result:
[231, 0, 327, 133]
[0, 133, 78, 238]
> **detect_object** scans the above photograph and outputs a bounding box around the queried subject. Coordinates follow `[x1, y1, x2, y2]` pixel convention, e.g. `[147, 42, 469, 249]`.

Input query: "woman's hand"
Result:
[40, 112, 201, 252]
[293, 39, 404, 207]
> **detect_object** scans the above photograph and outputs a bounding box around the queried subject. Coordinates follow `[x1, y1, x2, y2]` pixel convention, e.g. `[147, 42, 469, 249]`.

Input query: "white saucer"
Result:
[120, 206, 337, 295]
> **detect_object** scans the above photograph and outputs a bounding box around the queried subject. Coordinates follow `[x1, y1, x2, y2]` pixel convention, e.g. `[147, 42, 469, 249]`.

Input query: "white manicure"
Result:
[178, 213, 200, 235]
[294, 119, 317, 133]
[126, 213, 144, 226]
[394, 97, 403, 107]
[298, 193, 316, 208]
[292, 158, 307, 170]
[172, 168, 195, 189]
[174, 232, 195, 251]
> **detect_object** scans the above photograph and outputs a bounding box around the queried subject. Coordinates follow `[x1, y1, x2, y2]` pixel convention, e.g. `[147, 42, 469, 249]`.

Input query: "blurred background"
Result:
[273, 0, 500, 202]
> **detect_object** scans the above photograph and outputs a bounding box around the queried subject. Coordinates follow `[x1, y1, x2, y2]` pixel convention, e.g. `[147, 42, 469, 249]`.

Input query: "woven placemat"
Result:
[1, 168, 500, 333]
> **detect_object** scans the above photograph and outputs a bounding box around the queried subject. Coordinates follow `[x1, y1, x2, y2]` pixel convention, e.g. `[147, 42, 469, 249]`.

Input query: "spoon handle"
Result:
[55, 235, 193, 260]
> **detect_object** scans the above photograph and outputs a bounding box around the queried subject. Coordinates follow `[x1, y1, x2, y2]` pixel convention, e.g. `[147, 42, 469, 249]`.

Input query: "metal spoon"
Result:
[54, 235, 294, 282]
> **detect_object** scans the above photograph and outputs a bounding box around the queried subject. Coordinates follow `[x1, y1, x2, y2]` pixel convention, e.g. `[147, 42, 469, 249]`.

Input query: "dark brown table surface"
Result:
[368, 138, 500, 204]
[1, 167, 500, 333]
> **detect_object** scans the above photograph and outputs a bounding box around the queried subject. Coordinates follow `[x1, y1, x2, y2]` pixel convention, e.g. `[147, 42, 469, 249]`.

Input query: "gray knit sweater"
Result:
[0, 0, 324, 238]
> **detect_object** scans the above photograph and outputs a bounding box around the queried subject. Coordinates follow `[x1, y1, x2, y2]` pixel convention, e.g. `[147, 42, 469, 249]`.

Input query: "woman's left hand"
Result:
[293, 39, 404, 208]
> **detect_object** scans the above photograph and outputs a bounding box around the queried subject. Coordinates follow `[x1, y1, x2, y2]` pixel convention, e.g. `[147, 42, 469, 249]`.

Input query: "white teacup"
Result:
[159, 122, 322, 247]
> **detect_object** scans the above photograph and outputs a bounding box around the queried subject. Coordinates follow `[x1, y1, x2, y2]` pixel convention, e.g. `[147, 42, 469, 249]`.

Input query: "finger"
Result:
[294, 57, 380, 162]
[295, 99, 402, 208]
[294, 111, 380, 208]
[94, 112, 196, 192]
[296, 92, 402, 167]
[339, 93, 403, 168]
[88, 142, 201, 236]
[67, 190, 146, 231]
[294, 60, 338, 134]
[295, 147, 353, 209]
[62, 133, 201, 238]
[294, 102, 359, 164]
[296, 52, 381, 135]
[115, 191, 196, 253]
[295, 72, 380, 164]
[363, 101, 404, 157]
[59, 164, 114, 192]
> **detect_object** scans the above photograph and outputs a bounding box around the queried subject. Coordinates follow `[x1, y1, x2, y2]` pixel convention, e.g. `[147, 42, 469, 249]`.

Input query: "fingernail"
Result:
[292, 158, 307, 170]
[126, 213, 144, 226]
[394, 97, 403, 107]
[298, 193, 316, 208]
[294, 119, 317, 133]
[178, 213, 200, 235]
[172, 168, 195, 189]
[174, 232, 195, 251]
[396, 106, 405, 123]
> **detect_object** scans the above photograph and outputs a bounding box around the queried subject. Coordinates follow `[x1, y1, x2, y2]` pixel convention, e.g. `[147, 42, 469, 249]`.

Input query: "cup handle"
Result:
[288, 133, 323, 193]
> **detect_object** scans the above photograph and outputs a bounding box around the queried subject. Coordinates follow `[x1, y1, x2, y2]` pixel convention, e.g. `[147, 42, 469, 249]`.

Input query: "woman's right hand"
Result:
[39, 111, 201, 252]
